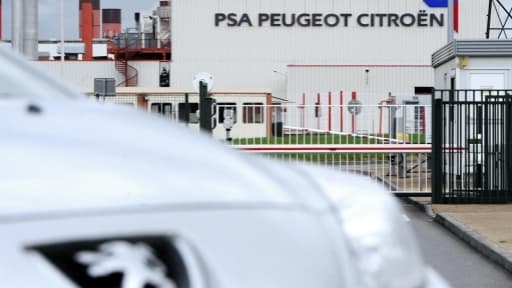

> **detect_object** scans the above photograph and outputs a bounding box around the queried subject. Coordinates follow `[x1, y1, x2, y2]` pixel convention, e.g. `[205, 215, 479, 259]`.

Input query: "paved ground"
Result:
[432, 204, 512, 253]
[402, 202, 512, 288]
[409, 197, 512, 275]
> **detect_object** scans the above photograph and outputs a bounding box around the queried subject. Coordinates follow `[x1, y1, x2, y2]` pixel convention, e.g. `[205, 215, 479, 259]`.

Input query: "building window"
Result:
[243, 103, 264, 123]
[162, 103, 172, 119]
[151, 103, 162, 113]
[151, 103, 173, 119]
[178, 102, 199, 123]
[218, 102, 237, 124]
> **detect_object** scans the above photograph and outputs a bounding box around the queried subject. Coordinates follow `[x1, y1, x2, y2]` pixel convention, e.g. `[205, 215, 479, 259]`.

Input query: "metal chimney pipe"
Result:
[135, 12, 141, 34]
[11, 0, 23, 52]
[81, 0, 93, 60]
[23, 0, 39, 60]
[102, 9, 121, 39]
[92, 0, 101, 39]
[80, 0, 100, 39]
[0, 0, 3, 40]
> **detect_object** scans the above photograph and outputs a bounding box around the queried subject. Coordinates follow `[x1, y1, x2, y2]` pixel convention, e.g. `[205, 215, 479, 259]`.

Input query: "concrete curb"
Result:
[401, 197, 436, 218]
[404, 197, 512, 274]
[435, 213, 512, 274]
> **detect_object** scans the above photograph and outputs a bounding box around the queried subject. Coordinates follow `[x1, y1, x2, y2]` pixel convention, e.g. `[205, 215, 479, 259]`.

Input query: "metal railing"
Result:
[144, 100, 432, 196]
[223, 103, 432, 197]
[109, 34, 171, 51]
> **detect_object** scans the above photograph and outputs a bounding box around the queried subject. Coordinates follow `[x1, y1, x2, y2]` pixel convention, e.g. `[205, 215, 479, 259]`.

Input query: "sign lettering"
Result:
[214, 11, 444, 28]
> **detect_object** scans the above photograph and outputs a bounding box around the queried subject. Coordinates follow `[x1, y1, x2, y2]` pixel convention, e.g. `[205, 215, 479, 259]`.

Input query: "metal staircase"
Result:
[114, 52, 138, 87]
[108, 32, 170, 87]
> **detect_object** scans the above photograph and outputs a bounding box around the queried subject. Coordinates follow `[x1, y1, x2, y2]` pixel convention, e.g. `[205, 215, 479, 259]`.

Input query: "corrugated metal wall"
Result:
[171, 0, 449, 100]
[288, 65, 434, 101]
[286, 65, 434, 133]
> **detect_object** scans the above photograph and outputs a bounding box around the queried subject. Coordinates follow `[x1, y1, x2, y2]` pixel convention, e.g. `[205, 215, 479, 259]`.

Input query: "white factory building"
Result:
[170, 0, 499, 101]
[31, 0, 491, 95]
[2, 0, 507, 136]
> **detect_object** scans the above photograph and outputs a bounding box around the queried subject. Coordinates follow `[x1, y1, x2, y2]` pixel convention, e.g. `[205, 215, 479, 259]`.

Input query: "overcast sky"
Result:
[1, 0, 159, 39]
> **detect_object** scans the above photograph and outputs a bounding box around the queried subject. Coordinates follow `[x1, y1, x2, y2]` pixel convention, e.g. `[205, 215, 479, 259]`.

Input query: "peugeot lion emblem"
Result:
[75, 241, 177, 288]
[28, 236, 185, 288]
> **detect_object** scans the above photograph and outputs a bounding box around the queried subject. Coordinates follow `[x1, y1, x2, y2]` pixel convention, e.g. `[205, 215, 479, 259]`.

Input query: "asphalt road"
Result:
[400, 201, 512, 288]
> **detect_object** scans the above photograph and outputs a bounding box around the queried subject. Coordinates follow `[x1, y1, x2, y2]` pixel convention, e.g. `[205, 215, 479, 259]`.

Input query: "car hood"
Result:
[0, 99, 331, 217]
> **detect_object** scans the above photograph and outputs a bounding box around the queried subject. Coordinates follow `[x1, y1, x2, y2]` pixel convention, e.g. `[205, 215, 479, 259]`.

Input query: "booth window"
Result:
[218, 102, 237, 124]
[178, 102, 199, 123]
[151, 103, 162, 113]
[243, 103, 264, 123]
[151, 103, 172, 119]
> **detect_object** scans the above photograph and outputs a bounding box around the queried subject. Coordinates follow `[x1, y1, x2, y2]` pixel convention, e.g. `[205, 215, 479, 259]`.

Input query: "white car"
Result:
[0, 47, 449, 288]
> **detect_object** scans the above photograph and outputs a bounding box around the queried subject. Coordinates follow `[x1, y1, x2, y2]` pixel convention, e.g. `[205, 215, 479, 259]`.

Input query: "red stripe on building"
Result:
[288, 64, 432, 68]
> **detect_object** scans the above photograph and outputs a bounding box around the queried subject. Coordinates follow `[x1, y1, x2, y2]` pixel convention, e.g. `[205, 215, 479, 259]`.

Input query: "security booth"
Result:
[84, 87, 275, 140]
[431, 40, 512, 203]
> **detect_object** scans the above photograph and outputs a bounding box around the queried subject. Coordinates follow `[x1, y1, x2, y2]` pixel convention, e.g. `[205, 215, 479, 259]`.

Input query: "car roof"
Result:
[0, 99, 330, 218]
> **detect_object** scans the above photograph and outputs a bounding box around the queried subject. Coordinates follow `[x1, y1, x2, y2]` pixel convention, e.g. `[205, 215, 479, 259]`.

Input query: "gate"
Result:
[230, 102, 432, 197]
[432, 90, 512, 203]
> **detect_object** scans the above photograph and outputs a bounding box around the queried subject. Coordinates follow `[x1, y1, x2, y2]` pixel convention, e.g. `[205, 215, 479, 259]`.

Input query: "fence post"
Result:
[506, 97, 512, 202]
[432, 90, 443, 204]
[328, 91, 332, 132]
[351, 91, 356, 134]
[316, 93, 321, 130]
[340, 91, 344, 132]
[301, 93, 306, 128]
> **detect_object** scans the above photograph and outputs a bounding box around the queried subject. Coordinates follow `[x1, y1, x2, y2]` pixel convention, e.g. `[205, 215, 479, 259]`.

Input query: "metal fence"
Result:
[110, 33, 171, 50]
[143, 99, 432, 196]
[224, 103, 432, 197]
[432, 90, 512, 203]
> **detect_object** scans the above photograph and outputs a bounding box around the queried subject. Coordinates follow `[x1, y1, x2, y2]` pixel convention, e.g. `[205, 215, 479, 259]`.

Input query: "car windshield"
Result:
[0, 46, 82, 100]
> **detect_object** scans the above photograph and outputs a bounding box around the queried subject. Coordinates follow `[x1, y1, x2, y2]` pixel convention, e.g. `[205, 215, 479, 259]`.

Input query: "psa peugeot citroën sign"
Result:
[214, 0, 449, 28]
[215, 12, 445, 28]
